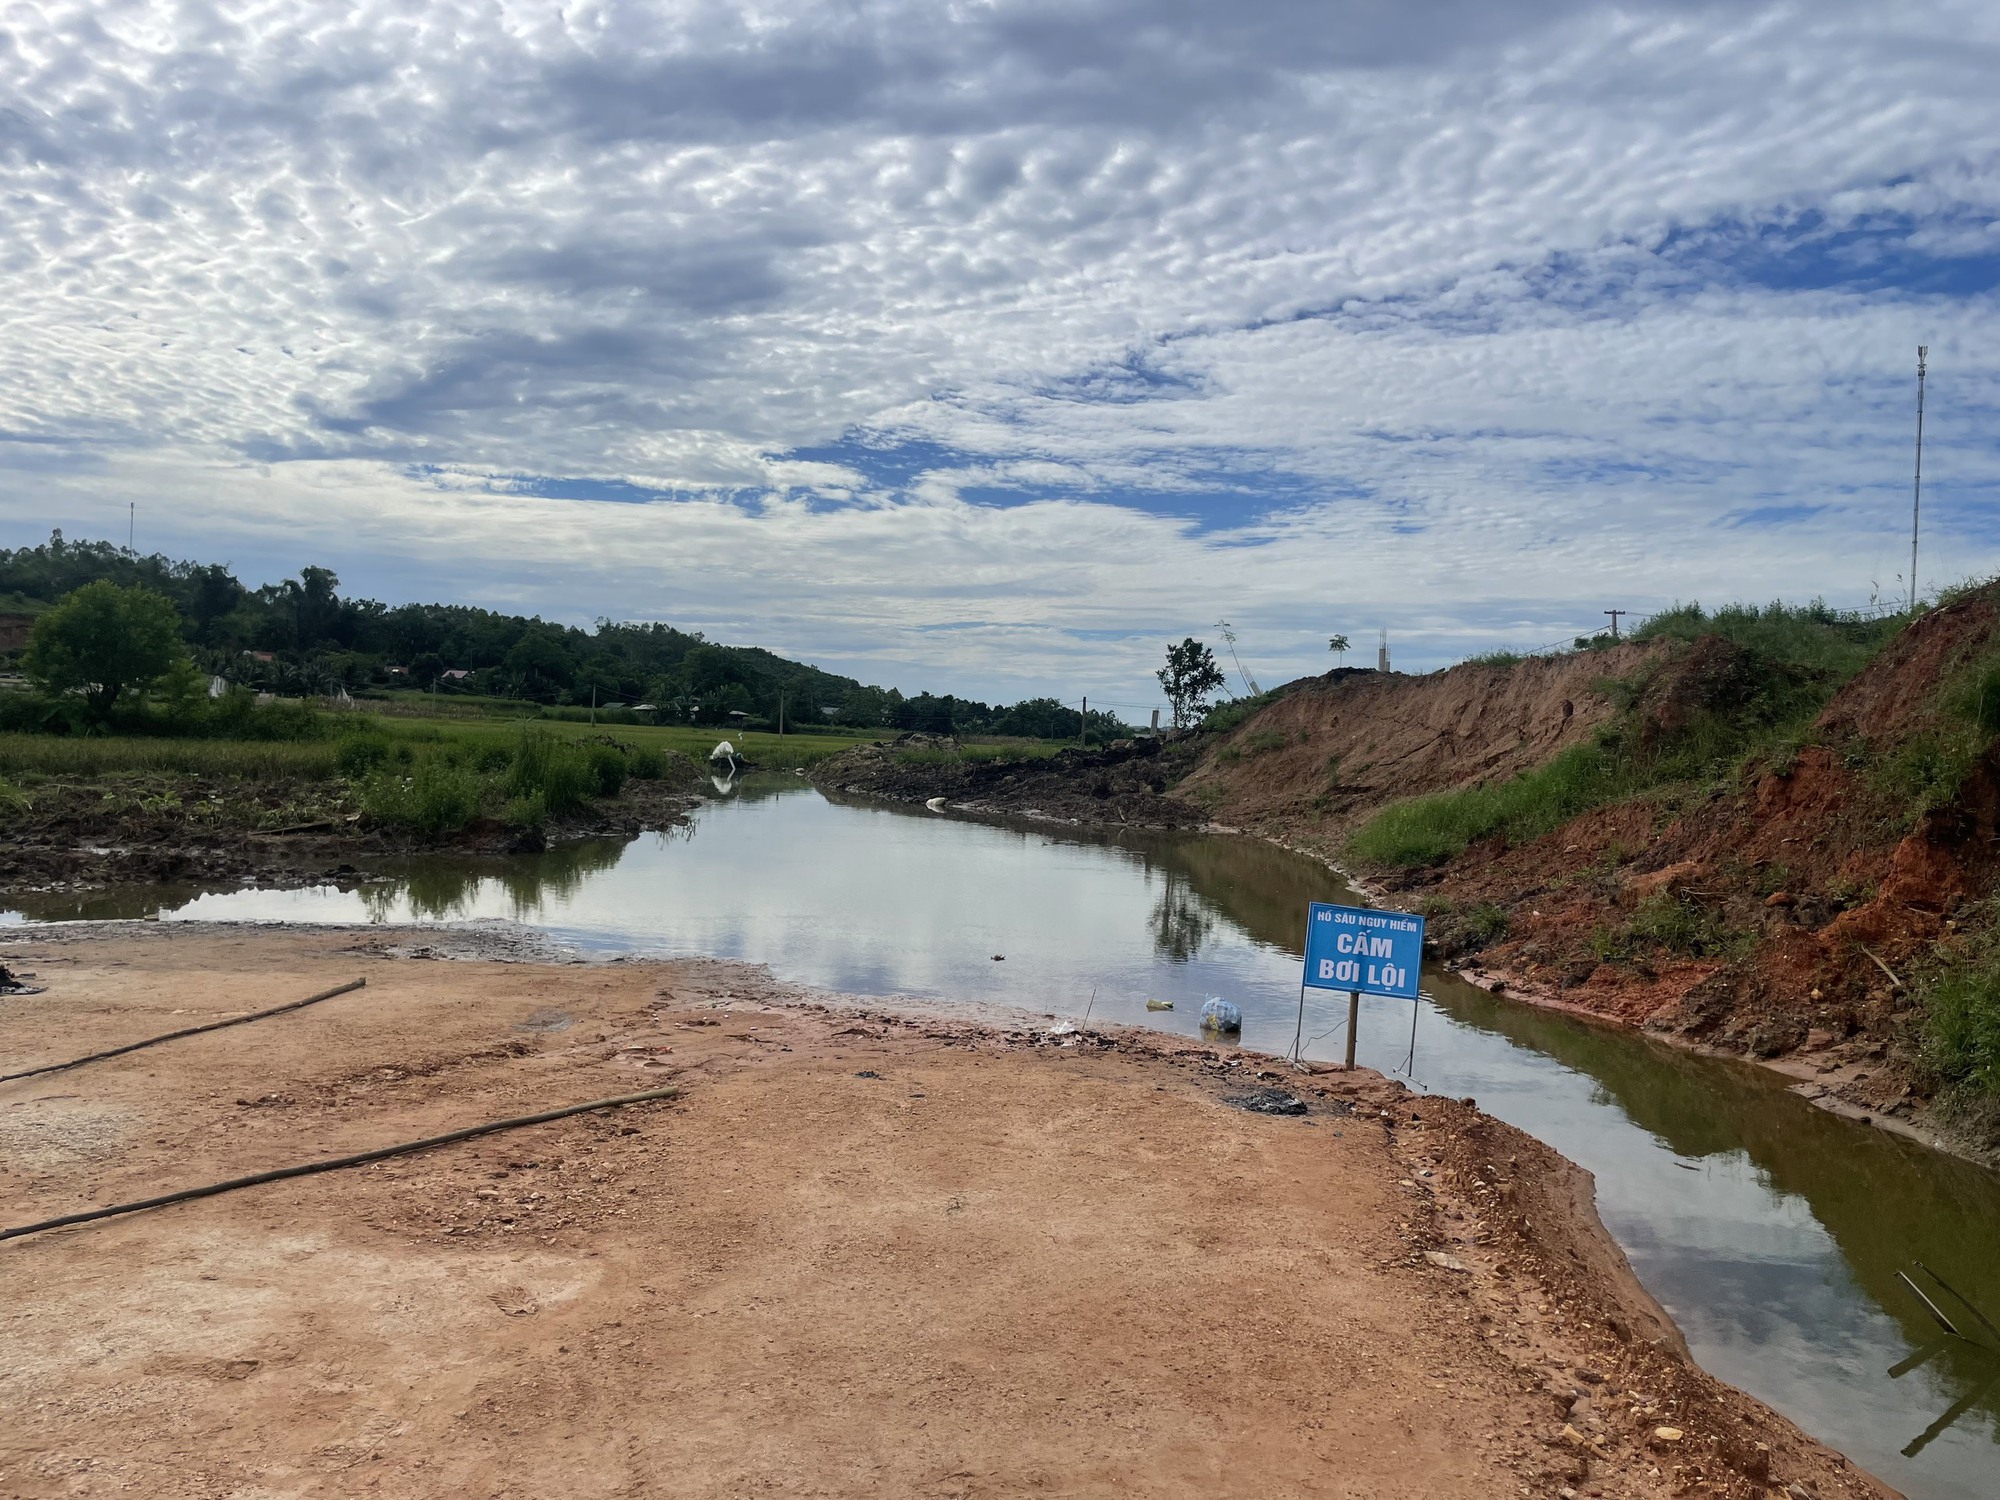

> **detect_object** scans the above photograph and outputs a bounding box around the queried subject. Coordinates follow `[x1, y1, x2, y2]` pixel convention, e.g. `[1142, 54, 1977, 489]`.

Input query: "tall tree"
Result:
[23, 580, 187, 719]
[1157, 637, 1225, 731]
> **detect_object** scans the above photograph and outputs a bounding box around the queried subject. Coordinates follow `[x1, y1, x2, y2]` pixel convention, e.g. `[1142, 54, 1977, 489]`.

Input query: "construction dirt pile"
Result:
[1174, 643, 1666, 839]
[810, 732, 1213, 828]
[0, 922, 1885, 1500]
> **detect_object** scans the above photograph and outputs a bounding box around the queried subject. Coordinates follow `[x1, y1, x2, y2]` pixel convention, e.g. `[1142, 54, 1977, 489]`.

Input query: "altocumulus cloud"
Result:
[2, 0, 1999, 700]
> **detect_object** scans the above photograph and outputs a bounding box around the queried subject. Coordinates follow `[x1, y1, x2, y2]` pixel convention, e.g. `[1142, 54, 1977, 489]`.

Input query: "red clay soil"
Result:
[0, 923, 1886, 1500]
[1166, 591, 2000, 1157]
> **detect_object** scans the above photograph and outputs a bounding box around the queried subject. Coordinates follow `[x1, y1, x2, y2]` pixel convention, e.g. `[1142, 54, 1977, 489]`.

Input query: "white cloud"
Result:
[2, 0, 1998, 702]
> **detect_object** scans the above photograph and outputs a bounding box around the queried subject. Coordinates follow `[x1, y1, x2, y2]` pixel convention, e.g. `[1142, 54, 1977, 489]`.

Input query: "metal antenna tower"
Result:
[1215, 619, 1259, 696]
[1911, 345, 1928, 615]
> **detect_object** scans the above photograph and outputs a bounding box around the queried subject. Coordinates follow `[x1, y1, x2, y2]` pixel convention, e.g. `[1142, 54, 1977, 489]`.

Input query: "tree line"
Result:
[0, 531, 1130, 737]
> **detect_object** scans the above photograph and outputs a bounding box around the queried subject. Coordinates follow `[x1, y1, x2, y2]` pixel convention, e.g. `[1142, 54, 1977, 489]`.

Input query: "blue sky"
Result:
[2, 0, 1998, 707]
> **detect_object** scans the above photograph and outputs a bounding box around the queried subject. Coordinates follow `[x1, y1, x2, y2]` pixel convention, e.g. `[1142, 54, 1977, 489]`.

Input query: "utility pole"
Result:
[1604, 609, 1625, 642]
[1215, 620, 1260, 696]
[590, 684, 597, 726]
[1911, 345, 1929, 615]
[779, 690, 786, 735]
[128, 502, 134, 552]
[1079, 696, 1087, 749]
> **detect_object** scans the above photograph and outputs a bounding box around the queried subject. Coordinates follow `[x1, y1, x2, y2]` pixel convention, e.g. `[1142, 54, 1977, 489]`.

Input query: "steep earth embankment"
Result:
[1174, 642, 1666, 836]
[1190, 593, 2000, 1156]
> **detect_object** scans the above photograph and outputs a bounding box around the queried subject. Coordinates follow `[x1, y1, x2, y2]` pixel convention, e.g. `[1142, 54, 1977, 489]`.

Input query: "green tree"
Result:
[410, 652, 445, 689]
[23, 580, 188, 718]
[1327, 633, 1350, 665]
[504, 627, 576, 701]
[1157, 637, 1226, 731]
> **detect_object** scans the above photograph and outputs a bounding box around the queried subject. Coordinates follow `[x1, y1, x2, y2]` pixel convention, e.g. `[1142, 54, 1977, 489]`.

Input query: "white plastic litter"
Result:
[1199, 997, 1242, 1033]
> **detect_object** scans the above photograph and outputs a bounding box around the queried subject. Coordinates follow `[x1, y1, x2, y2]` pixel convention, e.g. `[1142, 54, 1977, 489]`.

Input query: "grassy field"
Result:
[0, 714, 881, 780]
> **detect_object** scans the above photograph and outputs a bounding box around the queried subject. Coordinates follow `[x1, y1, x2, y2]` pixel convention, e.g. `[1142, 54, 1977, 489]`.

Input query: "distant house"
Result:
[440, 668, 472, 682]
[243, 649, 276, 663]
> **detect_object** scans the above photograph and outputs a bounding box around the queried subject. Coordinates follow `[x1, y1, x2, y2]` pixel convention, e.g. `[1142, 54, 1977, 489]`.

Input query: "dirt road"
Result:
[0, 924, 1887, 1499]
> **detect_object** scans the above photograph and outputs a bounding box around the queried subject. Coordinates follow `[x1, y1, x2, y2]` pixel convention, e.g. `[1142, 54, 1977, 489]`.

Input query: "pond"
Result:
[8, 782, 2000, 1499]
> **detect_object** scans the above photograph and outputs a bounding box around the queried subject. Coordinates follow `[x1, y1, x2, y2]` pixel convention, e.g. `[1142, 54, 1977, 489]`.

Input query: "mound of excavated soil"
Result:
[1174, 644, 1667, 847]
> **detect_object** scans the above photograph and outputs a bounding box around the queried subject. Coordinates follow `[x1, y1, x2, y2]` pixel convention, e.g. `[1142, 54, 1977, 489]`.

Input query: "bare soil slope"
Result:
[0, 924, 1882, 1500]
[1178, 643, 1666, 842]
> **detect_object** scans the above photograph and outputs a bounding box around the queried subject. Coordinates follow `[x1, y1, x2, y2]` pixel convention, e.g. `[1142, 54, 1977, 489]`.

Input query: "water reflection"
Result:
[355, 837, 635, 925]
[7, 786, 2000, 1497]
[1148, 873, 1215, 962]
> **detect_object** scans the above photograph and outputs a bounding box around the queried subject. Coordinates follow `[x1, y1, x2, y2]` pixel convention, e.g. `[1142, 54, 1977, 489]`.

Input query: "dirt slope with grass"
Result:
[0, 922, 1885, 1500]
[1188, 590, 2000, 1160]
[1174, 644, 1667, 837]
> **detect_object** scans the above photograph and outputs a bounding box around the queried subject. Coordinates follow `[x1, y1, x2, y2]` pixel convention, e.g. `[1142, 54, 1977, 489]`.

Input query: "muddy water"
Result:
[9, 783, 2000, 1498]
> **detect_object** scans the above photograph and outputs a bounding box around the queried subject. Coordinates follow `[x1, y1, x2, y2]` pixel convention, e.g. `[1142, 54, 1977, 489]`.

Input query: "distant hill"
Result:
[0, 529, 1127, 737]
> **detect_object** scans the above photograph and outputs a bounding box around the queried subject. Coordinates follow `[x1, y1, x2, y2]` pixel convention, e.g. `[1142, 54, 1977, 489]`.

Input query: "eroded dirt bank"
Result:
[0, 923, 1885, 1499]
[811, 733, 1213, 827]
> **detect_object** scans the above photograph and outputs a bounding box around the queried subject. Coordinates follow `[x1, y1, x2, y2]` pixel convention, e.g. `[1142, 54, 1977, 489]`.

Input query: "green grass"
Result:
[397, 716, 880, 769]
[892, 740, 1063, 769]
[1632, 598, 1909, 678]
[1463, 649, 1527, 668]
[1345, 741, 1634, 866]
[1201, 687, 1288, 735]
[1916, 909, 2000, 1104]
[0, 733, 342, 780]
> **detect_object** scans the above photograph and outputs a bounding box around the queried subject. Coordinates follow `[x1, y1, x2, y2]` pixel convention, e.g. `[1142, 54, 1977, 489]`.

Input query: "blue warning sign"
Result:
[1302, 902, 1425, 1000]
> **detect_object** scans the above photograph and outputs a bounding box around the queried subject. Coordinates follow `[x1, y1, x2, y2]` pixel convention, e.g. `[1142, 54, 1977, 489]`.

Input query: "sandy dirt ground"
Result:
[1, 923, 1889, 1500]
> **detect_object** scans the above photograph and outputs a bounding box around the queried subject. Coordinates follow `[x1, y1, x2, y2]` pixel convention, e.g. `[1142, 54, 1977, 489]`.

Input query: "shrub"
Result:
[363, 757, 485, 835]
[1917, 912, 2000, 1104]
[584, 743, 628, 797]
[508, 730, 595, 814]
[1465, 902, 1509, 944]
[1200, 687, 1287, 735]
[335, 737, 391, 777]
[626, 746, 666, 780]
[504, 791, 549, 831]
